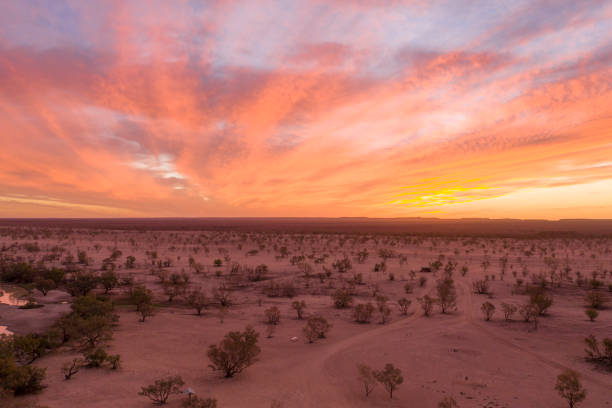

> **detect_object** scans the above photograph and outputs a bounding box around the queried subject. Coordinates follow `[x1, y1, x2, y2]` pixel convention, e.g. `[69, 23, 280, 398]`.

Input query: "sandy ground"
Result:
[1, 229, 611, 407]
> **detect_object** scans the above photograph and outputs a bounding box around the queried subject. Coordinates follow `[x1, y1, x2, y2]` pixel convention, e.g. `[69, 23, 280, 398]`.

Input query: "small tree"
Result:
[130, 285, 153, 312]
[481, 302, 495, 321]
[35, 278, 55, 296]
[438, 396, 459, 408]
[397, 298, 411, 315]
[303, 315, 331, 343]
[139, 302, 156, 322]
[184, 396, 218, 408]
[501, 303, 517, 321]
[436, 279, 457, 313]
[265, 306, 281, 325]
[555, 370, 586, 408]
[291, 300, 306, 319]
[374, 363, 403, 398]
[472, 280, 489, 295]
[62, 358, 84, 380]
[331, 288, 353, 309]
[139, 375, 185, 405]
[376, 296, 391, 324]
[529, 288, 553, 315]
[353, 303, 375, 324]
[417, 295, 435, 317]
[100, 270, 119, 294]
[585, 308, 598, 322]
[357, 364, 377, 397]
[186, 287, 208, 316]
[207, 326, 260, 378]
[584, 335, 612, 367]
[585, 291, 607, 310]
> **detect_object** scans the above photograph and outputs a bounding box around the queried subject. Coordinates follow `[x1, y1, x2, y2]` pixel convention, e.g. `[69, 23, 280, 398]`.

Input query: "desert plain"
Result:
[1, 219, 611, 408]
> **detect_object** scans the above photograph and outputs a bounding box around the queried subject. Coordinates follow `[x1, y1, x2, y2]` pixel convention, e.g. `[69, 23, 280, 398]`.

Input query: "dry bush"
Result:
[481, 301, 495, 321]
[139, 375, 184, 405]
[207, 326, 260, 378]
[353, 303, 375, 324]
[291, 300, 306, 319]
[472, 279, 489, 295]
[584, 335, 612, 368]
[373, 363, 403, 399]
[585, 308, 598, 321]
[417, 295, 435, 317]
[397, 298, 411, 315]
[265, 306, 281, 325]
[501, 303, 517, 321]
[585, 291, 608, 310]
[555, 370, 586, 408]
[528, 287, 553, 315]
[356, 364, 377, 396]
[436, 278, 457, 313]
[61, 358, 84, 380]
[331, 288, 353, 309]
[303, 315, 331, 343]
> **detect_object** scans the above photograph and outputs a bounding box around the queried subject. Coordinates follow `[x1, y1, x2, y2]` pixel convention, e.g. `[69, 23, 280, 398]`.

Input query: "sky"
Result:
[0, 0, 611, 219]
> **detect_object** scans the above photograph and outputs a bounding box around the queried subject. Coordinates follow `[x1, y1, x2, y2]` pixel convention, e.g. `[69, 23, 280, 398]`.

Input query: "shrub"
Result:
[501, 303, 517, 321]
[247, 264, 268, 282]
[65, 272, 99, 297]
[584, 335, 612, 367]
[472, 280, 489, 294]
[585, 291, 607, 310]
[353, 303, 375, 324]
[7, 365, 46, 395]
[84, 347, 108, 368]
[35, 279, 55, 296]
[303, 315, 331, 343]
[481, 302, 495, 321]
[438, 396, 459, 408]
[107, 354, 121, 370]
[519, 304, 539, 323]
[374, 363, 403, 398]
[376, 296, 391, 324]
[212, 285, 233, 307]
[397, 298, 411, 315]
[291, 300, 306, 319]
[555, 370, 586, 408]
[356, 364, 377, 397]
[62, 358, 84, 380]
[265, 306, 281, 325]
[186, 287, 208, 316]
[436, 279, 457, 313]
[129, 285, 153, 312]
[331, 288, 353, 309]
[100, 270, 119, 294]
[13, 334, 49, 365]
[418, 276, 427, 287]
[585, 308, 598, 322]
[529, 288, 553, 315]
[139, 375, 185, 405]
[207, 326, 260, 378]
[183, 396, 218, 408]
[139, 302, 156, 322]
[403, 283, 413, 294]
[417, 295, 435, 317]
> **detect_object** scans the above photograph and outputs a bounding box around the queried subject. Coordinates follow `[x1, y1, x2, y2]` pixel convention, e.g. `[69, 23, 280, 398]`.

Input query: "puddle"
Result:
[0, 326, 12, 336]
[0, 287, 27, 306]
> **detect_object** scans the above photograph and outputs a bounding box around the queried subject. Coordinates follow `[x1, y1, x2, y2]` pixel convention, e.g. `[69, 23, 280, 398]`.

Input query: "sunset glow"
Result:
[1, 0, 611, 218]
